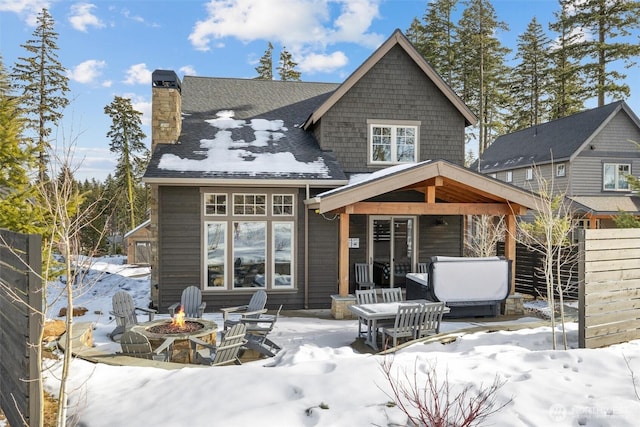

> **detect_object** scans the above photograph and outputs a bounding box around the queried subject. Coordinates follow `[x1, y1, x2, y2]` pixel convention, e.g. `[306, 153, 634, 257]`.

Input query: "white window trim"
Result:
[272, 222, 294, 288]
[603, 163, 631, 191]
[272, 194, 295, 216]
[556, 163, 566, 177]
[525, 168, 533, 181]
[204, 193, 227, 216]
[505, 171, 513, 182]
[367, 120, 420, 164]
[204, 221, 227, 290]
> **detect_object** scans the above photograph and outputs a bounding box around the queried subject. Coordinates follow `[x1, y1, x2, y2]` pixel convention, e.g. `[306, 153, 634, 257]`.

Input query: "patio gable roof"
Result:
[305, 160, 538, 216]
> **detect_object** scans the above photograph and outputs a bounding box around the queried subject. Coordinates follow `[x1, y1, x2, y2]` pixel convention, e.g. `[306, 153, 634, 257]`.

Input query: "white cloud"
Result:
[188, 0, 383, 52]
[68, 3, 105, 32]
[123, 63, 152, 85]
[0, 0, 52, 26]
[179, 65, 197, 76]
[298, 51, 348, 74]
[68, 59, 106, 84]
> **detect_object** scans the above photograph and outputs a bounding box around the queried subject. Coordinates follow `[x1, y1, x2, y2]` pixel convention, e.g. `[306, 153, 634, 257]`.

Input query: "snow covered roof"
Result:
[144, 77, 346, 183]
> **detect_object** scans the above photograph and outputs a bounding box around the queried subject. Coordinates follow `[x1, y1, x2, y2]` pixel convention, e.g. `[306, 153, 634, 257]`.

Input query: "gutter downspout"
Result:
[304, 184, 310, 309]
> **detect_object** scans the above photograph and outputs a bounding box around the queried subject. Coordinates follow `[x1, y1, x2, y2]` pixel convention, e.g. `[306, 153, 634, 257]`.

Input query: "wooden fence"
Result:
[497, 242, 579, 299]
[579, 228, 640, 349]
[0, 229, 42, 427]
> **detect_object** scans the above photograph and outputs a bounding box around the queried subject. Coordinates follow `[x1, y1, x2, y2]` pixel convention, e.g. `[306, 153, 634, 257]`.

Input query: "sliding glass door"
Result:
[369, 216, 415, 287]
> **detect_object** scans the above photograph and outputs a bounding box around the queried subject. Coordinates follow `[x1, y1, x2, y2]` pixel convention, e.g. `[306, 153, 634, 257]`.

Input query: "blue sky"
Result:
[1, 0, 639, 182]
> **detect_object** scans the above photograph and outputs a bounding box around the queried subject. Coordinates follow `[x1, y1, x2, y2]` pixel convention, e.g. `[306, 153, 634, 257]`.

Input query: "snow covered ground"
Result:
[14, 256, 640, 426]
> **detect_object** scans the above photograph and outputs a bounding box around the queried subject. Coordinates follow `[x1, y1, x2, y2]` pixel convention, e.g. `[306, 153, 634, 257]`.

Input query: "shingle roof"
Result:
[477, 101, 626, 173]
[144, 77, 346, 182]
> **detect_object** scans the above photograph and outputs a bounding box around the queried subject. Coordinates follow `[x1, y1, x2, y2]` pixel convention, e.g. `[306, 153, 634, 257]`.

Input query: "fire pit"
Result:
[132, 313, 217, 363]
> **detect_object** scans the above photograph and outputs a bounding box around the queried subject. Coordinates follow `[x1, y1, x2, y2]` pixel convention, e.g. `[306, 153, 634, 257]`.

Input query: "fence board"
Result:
[580, 228, 640, 349]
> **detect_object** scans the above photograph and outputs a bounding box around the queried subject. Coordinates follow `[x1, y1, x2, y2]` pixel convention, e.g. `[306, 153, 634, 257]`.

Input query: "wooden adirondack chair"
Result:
[242, 305, 283, 357]
[354, 263, 375, 290]
[380, 303, 422, 349]
[414, 302, 446, 339]
[189, 323, 247, 366]
[109, 290, 157, 340]
[355, 289, 378, 338]
[118, 330, 175, 362]
[221, 290, 267, 331]
[168, 285, 206, 318]
[381, 287, 403, 303]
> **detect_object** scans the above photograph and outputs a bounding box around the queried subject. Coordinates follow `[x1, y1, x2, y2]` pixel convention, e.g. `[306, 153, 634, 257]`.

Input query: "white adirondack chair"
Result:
[118, 330, 175, 362]
[381, 287, 403, 303]
[189, 323, 247, 366]
[168, 285, 206, 318]
[221, 290, 267, 331]
[109, 290, 157, 341]
[380, 303, 422, 349]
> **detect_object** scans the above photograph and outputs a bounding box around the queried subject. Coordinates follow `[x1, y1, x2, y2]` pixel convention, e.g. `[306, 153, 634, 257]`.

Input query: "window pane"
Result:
[205, 194, 227, 215]
[273, 223, 293, 287]
[618, 165, 630, 189]
[372, 126, 392, 162]
[233, 193, 267, 215]
[603, 164, 616, 189]
[206, 223, 226, 287]
[233, 222, 266, 288]
[273, 194, 294, 216]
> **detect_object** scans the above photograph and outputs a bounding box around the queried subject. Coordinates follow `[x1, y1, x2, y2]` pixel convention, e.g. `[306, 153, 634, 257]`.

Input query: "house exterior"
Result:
[477, 101, 640, 228]
[124, 220, 151, 265]
[143, 30, 539, 312]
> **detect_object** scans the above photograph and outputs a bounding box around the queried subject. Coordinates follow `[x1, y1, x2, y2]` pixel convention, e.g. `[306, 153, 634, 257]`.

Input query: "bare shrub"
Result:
[380, 357, 510, 426]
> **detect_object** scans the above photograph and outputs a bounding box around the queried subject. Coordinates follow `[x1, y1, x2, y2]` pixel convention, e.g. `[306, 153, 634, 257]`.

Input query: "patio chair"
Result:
[168, 285, 206, 318]
[109, 290, 157, 341]
[189, 323, 247, 366]
[417, 262, 428, 273]
[221, 290, 267, 331]
[355, 289, 378, 338]
[354, 263, 375, 290]
[414, 302, 446, 339]
[381, 287, 403, 303]
[242, 305, 283, 357]
[118, 330, 175, 362]
[380, 303, 422, 349]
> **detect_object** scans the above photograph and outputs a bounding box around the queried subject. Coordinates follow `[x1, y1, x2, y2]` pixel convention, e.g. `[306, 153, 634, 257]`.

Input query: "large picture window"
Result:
[205, 222, 226, 288]
[273, 222, 294, 288]
[370, 123, 418, 163]
[233, 222, 266, 288]
[603, 163, 630, 191]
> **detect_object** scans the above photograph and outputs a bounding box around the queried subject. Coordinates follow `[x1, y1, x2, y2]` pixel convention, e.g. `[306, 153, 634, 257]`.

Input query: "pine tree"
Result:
[562, 0, 640, 106]
[255, 42, 274, 80]
[104, 96, 148, 232]
[12, 8, 69, 182]
[509, 17, 552, 130]
[455, 0, 511, 153]
[548, 1, 588, 119]
[277, 47, 301, 81]
[411, 0, 459, 86]
[0, 56, 44, 234]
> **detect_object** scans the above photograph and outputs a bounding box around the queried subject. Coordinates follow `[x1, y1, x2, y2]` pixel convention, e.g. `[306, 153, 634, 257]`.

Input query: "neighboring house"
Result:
[476, 101, 640, 228]
[124, 219, 151, 265]
[143, 30, 539, 312]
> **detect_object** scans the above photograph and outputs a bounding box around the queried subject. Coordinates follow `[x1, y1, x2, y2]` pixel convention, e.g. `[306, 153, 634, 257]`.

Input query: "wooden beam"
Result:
[350, 202, 523, 215]
[504, 214, 517, 294]
[339, 213, 350, 296]
[426, 186, 435, 203]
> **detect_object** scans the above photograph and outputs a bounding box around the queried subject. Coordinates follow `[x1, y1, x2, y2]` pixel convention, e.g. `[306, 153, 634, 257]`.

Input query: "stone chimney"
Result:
[151, 69, 182, 152]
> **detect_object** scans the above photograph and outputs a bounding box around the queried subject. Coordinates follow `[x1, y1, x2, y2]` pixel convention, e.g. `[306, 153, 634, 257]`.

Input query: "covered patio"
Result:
[304, 160, 540, 317]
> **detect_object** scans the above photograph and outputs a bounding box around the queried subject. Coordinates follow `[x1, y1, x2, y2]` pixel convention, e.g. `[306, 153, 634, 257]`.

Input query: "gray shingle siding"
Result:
[314, 45, 465, 173]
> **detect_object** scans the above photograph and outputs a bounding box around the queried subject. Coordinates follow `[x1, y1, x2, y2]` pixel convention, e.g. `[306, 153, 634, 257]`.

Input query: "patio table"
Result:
[348, 300, 450, 351]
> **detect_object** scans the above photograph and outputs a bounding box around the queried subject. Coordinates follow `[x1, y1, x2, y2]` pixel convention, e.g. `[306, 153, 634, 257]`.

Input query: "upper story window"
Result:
[525, 168, 533, 181]
[204, 193, 227, 215]
[505, 171, 513, 182]
[272, 194, 294, 216]
[603, 163, 630, 191]
[369, 121, 419, 164]
[233, 194, 266, 215]
[556, 163, 566, 177]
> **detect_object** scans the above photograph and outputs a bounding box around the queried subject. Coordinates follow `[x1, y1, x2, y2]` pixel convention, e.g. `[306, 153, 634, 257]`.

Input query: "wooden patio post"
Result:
[504, 214, 517, 294]
[339, 212, 350, 296]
